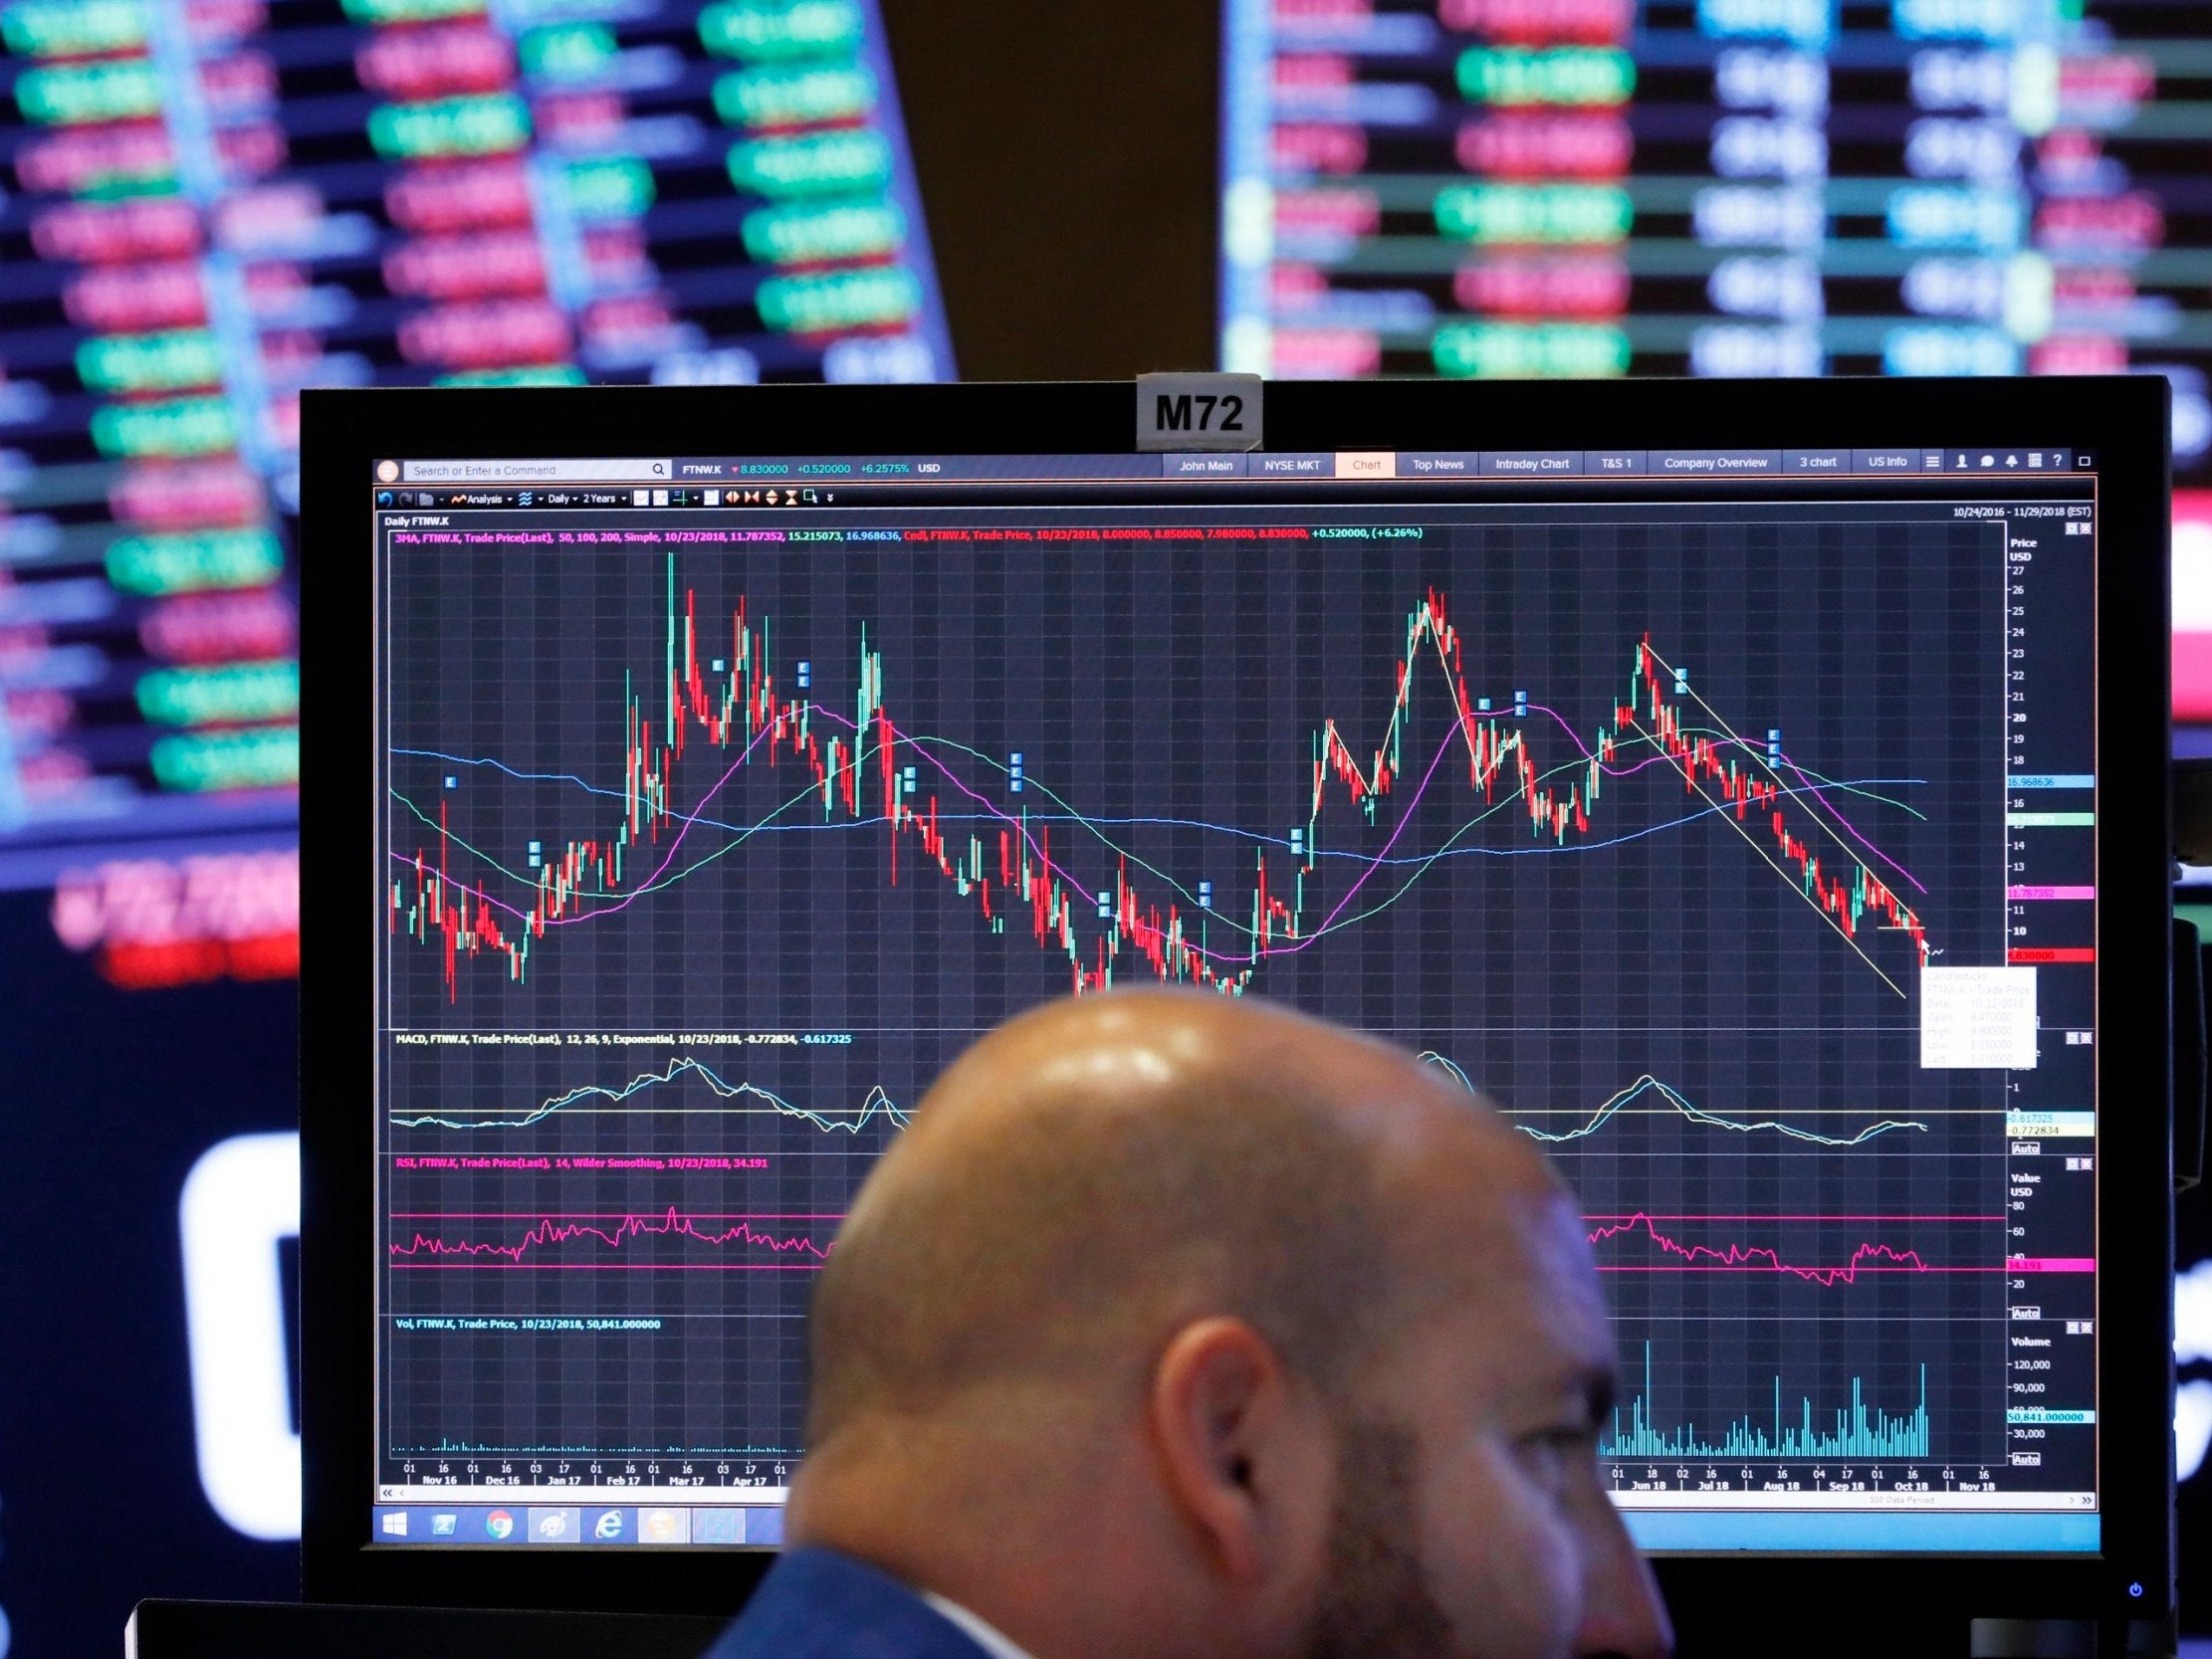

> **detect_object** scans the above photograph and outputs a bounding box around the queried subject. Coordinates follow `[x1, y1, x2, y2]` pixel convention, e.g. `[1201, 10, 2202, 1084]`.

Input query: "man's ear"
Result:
[1148, 1316, 1331, 1585]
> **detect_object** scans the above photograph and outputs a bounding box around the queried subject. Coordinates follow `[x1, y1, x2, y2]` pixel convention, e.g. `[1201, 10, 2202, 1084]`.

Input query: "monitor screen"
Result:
[365, 429, 2117, 1561]
[0, 0, 950, 914]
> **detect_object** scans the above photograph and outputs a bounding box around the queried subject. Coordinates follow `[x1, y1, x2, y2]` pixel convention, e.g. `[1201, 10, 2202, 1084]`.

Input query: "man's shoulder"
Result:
[699, 1548, 995, 1659]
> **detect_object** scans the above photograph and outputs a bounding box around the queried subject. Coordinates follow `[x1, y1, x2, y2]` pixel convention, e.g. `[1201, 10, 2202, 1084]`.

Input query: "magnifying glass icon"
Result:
[652, 463, 665, 476]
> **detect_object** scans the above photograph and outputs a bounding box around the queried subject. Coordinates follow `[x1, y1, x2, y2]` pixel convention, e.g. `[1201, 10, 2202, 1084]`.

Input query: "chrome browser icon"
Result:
[486, 1509, 516, 1541]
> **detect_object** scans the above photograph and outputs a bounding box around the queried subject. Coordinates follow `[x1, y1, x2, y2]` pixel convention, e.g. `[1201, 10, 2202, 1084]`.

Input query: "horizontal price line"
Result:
[390, 1263, 825, 1271]
[1583, 1214, 2001, 1222]
[391, 1212, 846, 1220]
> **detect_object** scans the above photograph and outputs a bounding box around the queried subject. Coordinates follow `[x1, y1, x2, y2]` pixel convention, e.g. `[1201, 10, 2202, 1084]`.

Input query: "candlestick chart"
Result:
[385, 548, 1936, 1009]
[378, 515, 2014, 1486]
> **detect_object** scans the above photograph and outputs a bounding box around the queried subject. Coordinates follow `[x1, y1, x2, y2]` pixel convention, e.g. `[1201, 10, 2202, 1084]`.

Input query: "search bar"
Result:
[399, 459, 671, 483]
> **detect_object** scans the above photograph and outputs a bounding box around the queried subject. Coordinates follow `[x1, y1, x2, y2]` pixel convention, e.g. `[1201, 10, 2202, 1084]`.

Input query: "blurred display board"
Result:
[0, 0, 951, 928]
[1220, 0, 2207, 446]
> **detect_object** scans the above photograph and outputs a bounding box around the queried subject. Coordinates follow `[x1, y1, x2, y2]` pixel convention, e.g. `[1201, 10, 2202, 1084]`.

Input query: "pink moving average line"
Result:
[1522, 700, 1929, 899]
[1584, 1213, 1999, 1222]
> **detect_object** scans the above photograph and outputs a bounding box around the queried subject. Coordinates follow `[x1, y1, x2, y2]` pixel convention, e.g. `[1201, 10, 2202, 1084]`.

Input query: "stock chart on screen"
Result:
[0, 0, 949, 985]
[373, 446, 2101, 1553]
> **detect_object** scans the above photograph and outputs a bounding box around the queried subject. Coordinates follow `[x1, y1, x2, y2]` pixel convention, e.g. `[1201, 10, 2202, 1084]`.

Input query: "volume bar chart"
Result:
[1606, 1345, 1932, 1463]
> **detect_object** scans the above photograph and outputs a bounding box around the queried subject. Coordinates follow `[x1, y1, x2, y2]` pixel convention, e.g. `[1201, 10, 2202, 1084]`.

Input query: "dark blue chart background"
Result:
[376, 496, 2038, 1519]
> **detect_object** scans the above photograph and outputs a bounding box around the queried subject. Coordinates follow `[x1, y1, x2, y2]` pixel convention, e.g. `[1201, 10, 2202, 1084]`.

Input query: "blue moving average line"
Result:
[1417, 1054, 1929, 1148]
[390, 1056, 912, 1135]
[390, 747, 1925, 870]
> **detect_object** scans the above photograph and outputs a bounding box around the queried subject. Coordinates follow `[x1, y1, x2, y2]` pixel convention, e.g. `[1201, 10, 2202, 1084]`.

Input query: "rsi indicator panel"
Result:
[0, 0, 948, 896]
[374, 455, 2100, 1551]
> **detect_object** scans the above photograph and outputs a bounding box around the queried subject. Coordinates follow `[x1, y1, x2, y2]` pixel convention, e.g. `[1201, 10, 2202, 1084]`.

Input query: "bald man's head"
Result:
[783, 992, 1671, 1659]
[802, 990, 1546, 1450]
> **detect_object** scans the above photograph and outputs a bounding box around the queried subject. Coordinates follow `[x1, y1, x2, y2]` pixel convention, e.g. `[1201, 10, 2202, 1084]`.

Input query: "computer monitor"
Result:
[305, 376, 2171, 1646]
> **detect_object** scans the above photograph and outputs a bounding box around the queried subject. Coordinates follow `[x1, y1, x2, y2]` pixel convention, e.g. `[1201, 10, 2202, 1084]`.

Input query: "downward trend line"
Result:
[1504, 706, 1930, 898]
[1641, 644, 1931, 900]
[1588, 1212, 1934, 1287]
[1631, 644, 1906, 998]
[389, 1057, 911, 1134]
[1417, 1055, 1930, 1148]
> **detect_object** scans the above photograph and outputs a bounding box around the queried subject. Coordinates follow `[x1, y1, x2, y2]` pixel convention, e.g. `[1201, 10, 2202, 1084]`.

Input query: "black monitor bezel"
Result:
[302, 376, 2173, 1644]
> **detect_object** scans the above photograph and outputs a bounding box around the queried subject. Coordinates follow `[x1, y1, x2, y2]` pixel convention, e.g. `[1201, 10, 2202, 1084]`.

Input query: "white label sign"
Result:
[1136, 373, 1263, 452]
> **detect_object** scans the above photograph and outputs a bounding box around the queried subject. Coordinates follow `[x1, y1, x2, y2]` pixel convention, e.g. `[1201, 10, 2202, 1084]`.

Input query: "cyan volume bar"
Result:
[1253, 453, 1334, 476]
[1403, 452, 1480, 476]
[1482, 451, 1582, 477]
[1655, 451, 1784, 474]
[1785, 449, 1850, 474]
[1165, 454, 1249, 477]
[1585, 450, 1647, 475]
